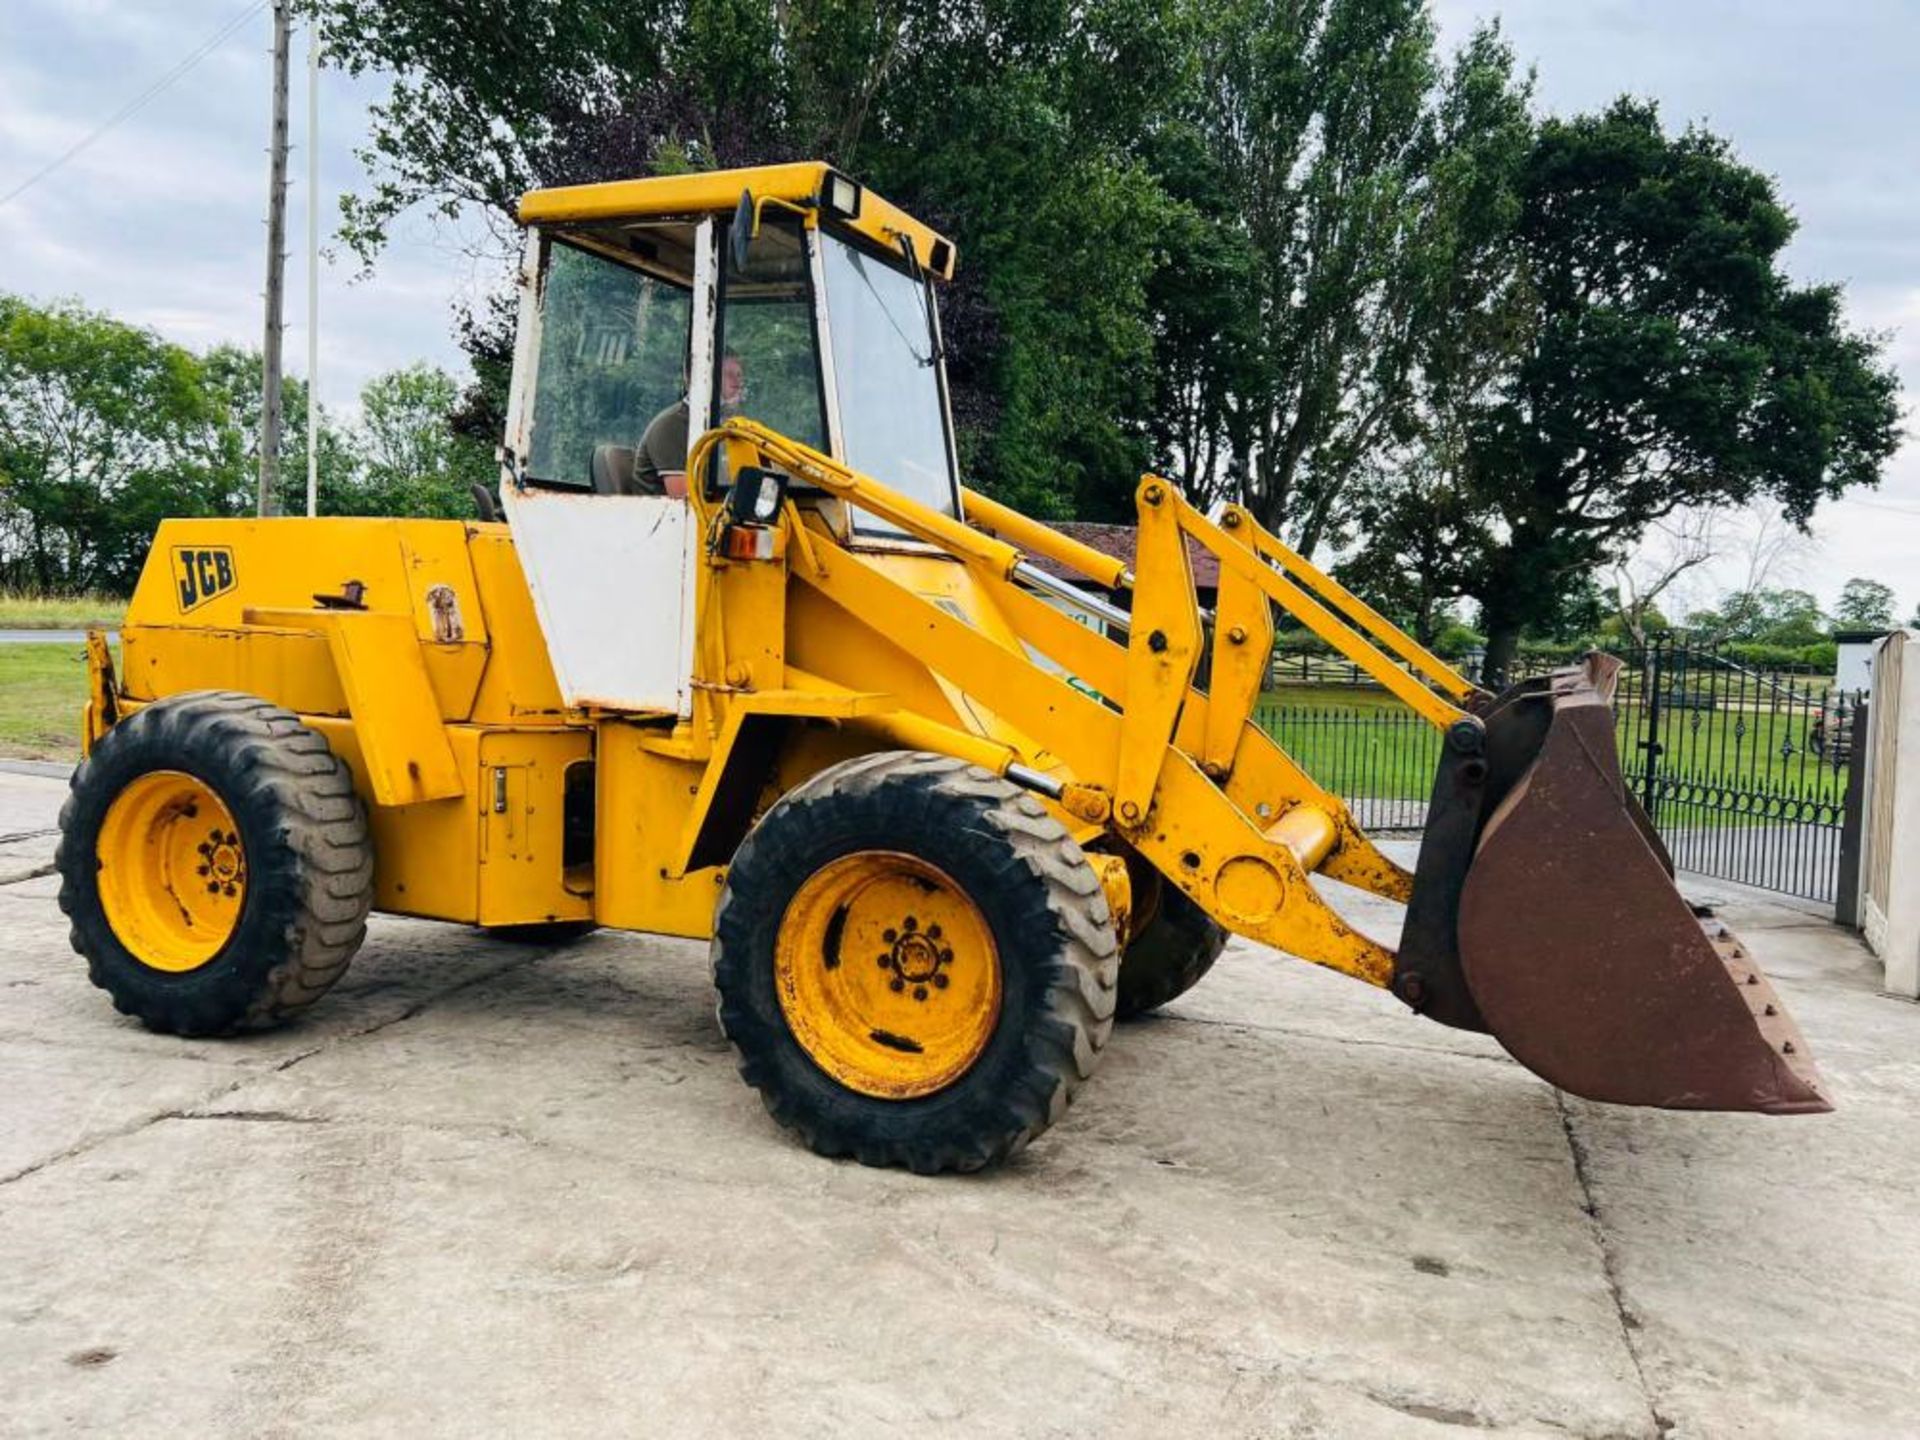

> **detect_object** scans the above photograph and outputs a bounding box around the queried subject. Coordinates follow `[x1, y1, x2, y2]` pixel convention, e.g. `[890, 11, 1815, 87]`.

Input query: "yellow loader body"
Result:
[60, 162, 1827, 1175]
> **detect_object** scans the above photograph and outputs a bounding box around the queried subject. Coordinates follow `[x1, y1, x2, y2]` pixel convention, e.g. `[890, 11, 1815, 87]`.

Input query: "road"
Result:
[0, 631, 93, 645]
[1, 769, 1916, 1437]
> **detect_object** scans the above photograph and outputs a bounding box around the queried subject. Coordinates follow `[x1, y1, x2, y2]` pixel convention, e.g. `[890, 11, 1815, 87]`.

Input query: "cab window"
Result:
[714, 217, 828, 451]
[526, 239, 691, 488]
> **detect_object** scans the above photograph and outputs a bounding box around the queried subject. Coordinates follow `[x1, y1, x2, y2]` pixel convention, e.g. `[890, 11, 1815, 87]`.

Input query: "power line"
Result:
[0, 0, 269, 211]
[1833, 495, 1920, 516]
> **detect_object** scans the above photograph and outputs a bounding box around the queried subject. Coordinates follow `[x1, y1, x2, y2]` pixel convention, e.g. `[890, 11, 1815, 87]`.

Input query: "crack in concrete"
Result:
[1152, 1008, 1518, 1069]
[0, 949, 548, 1189]
[1555, 1090, 1673, 1439]
[0, 862, 56, 886]
[168, 1108, 330, 1124]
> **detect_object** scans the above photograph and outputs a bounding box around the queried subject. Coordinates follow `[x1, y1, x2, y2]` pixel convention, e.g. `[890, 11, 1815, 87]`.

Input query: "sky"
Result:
[2, 0, 1916, 621]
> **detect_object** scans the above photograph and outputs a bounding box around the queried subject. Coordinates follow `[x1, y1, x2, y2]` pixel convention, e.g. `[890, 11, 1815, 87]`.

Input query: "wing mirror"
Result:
[729, 189, 756, 274]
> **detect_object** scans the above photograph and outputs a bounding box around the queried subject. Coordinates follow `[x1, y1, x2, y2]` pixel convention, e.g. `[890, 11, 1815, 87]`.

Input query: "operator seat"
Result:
[590, 444, 640, 496]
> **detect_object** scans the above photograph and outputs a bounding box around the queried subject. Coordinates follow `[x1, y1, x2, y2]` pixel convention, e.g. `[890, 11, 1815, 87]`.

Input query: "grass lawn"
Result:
[1255, 678, 1849, 822]
[0, 642, 90, 762]
[0, 591, 126, 629]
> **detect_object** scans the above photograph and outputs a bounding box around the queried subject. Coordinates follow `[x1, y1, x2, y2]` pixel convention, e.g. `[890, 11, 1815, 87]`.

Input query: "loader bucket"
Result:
[1399, 656, 1830, 1115]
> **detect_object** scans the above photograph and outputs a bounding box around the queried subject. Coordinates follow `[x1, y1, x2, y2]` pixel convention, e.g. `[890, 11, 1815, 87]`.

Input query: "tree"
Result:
[0, 295, 247, 593]
[201, 346, 362, 517]
[354, 364, 495, 516]
[1688, 587, 1827, 647]
[1834, 576, 1897, 630]
[1334, 24, 1534, 632]
[1153, 0, 1452, 554]
[313, 0, 1188, 519]
[1424, 99, 1900, 681]
[1608, 513, 1718, 647]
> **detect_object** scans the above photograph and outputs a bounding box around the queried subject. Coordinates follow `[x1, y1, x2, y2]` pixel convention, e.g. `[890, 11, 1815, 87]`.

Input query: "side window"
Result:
[526, 242, 691, 487]
[715, 217, 827, 452]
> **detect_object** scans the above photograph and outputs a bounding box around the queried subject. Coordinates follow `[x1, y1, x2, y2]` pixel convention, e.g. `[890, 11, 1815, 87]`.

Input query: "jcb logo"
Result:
[172, 546, 237, 612]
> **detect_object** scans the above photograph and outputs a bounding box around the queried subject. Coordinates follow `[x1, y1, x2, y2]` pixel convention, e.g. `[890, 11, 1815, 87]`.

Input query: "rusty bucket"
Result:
[1395, 656, 1830, 1115]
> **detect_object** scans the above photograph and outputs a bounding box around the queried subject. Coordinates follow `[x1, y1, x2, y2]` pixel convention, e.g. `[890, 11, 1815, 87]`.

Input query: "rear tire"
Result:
[1115, 879, 1228, 1019]
[712, 751, 1118, 1173]
[56, 691, 374, 1036]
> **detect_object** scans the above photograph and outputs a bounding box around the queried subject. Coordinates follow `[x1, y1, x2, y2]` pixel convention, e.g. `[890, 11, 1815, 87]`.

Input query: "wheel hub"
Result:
[774, 852, 1001, 1099]
[96, 770, 247, 973]
[879, 916, 951, 998]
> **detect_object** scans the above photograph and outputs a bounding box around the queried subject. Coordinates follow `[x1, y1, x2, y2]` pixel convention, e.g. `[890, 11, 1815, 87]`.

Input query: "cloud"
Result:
[1, 0, 471, 412]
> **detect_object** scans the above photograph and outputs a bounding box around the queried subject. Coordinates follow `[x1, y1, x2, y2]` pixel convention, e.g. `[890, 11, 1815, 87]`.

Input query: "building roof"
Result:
[1017, 521, 1222, 591]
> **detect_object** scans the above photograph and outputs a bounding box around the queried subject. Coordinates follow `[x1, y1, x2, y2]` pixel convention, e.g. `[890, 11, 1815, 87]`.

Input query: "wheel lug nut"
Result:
[903, 916, 917, 931]
[883, 928, 897, 943]
[913, 986, 928, 1001]
[876, 955, 891, 969]
[206, 882, 221, 894]
[889, 978, 905, 993]
[927, 924, 942, 939]
[933, 974, 949, 989]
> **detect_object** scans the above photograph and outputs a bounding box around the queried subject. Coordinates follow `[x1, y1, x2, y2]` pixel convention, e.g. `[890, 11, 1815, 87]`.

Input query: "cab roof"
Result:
[516, 162, 957, 282]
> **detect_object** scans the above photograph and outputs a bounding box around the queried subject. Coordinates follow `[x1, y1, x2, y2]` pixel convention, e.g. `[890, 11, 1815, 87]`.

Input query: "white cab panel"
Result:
[501, 484, 695, 716]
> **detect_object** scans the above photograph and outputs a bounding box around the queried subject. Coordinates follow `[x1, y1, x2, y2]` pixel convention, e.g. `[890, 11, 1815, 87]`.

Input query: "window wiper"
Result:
[895, 234, 944, 369]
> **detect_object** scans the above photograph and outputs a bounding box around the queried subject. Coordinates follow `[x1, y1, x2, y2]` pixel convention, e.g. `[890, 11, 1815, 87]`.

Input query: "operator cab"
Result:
[501, 164, 963, 714]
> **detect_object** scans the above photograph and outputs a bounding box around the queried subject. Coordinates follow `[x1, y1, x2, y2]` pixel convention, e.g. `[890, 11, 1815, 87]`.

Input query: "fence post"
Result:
[1639, 642, 1664, 824]
[1835, 698, 1867, 929]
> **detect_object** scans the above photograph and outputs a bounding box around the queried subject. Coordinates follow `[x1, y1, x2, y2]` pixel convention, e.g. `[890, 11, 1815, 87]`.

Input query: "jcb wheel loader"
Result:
[57, 164, 1828, 1173]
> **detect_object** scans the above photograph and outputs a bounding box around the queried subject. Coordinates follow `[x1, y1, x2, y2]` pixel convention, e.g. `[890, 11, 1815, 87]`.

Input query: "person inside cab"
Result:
[634, 352, 745, 497]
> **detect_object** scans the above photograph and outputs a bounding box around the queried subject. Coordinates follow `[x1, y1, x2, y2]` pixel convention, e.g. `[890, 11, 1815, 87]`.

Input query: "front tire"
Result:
[56, 691, 374, 1036]
[712, 752, 1118, 1173]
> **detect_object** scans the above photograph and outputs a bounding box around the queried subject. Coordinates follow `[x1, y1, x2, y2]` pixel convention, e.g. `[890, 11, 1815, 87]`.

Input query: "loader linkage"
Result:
[697, 418, 1830, 1116]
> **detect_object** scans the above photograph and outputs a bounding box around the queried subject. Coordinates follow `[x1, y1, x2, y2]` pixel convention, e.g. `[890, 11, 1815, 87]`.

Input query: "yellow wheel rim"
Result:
[96, 770, 247, 973]
[774, 851, 1001, 1100]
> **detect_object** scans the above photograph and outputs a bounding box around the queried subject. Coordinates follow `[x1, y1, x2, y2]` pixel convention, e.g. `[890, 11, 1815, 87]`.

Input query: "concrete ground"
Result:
[2, 768, 1916, 1439]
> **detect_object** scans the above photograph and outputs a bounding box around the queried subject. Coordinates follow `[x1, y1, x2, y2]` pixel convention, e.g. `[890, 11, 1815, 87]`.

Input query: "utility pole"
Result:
[305, 11, 320, 517]
[258, 0, 291, 516]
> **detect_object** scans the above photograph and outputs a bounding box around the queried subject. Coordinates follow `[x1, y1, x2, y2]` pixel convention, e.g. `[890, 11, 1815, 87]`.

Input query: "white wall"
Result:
[1860, 631, 1920, 998]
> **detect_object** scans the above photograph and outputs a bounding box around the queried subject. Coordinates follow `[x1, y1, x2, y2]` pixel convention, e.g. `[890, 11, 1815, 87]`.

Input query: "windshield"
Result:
[526, 241, 691, 488]
[820, 233, 957, 524]
[717, 217, 828, 450]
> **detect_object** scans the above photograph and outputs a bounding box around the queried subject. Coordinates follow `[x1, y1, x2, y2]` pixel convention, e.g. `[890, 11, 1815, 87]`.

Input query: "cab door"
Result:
[500, 221, 716, 716]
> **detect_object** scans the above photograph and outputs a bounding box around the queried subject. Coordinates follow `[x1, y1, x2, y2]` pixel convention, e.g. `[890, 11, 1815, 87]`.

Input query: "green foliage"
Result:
[0, 296, 248, 593]
[1430, 621, 1485, 659]
[313, 0, 1187, 519]
[201, 345, 362, 516]
[0, 292, 493, 596]
[1171, 0, 1445, 552]
[1721, 639, 1838, 672]
[355, 364, 496, 516]
[1687, 587, 1829, 648]
[1833, 576, 1897, 630]
[1347, 95, 1901, 679]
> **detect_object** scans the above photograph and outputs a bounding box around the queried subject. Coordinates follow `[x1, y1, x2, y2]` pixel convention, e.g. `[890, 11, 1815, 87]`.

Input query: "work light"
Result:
[823, 170, 862, 219]
[728, 466, 788, 525]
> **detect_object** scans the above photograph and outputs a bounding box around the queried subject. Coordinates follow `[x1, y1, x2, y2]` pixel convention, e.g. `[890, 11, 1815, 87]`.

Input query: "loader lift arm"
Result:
[688, 418, 1831, 1116]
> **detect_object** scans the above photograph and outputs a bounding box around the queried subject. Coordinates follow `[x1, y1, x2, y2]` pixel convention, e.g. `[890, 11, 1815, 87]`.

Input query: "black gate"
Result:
[1256, 638, 1866, 908]
[1611, 639, 1864, 905]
